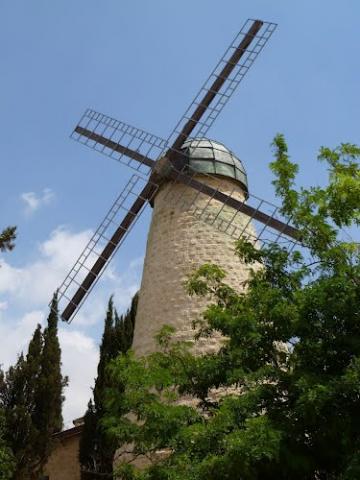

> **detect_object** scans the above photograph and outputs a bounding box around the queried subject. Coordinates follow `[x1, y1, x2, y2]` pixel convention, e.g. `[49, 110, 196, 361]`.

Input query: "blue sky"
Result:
[0, 0, 359, 425]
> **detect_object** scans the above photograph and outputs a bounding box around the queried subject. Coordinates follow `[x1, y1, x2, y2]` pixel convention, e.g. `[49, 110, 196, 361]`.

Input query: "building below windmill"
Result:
[43, 418, 83, 480]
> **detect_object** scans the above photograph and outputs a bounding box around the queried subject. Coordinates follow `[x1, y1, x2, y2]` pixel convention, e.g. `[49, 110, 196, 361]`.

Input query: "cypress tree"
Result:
[35, 293, 65, 434]
[0, 295, 67, 479]
[79, 294, 137, 478]
[114, 293, 138, 355]
[0, 407, 15, 480]
[79, 399, 97, 474]
[80, 297, 117, 478]
[0, 326, 43, 479]
[0, 354, 28, 479]
[32, 293, 67, 476]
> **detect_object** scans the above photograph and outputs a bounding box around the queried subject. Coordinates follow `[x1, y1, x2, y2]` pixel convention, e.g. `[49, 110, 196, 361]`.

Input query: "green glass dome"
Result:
[180, 138, 248, 195]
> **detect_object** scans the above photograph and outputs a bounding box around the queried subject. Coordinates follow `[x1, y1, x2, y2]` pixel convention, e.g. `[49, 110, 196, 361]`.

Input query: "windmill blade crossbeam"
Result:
[71, 124, 299, 241]
[56, 174, 158, 323]
[70, 117, 299, 242]
[71, 109, 163, 175]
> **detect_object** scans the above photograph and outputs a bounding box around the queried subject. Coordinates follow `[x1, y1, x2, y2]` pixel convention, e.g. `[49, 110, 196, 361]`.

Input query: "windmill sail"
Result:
[71, 109, 163, 175]
[166, 19, 277, 151]
[58, 175, 157, 322]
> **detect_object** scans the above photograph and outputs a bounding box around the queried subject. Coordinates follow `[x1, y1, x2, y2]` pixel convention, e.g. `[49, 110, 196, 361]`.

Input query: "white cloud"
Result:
[0, 309, 43, 367]
[0, 301, 8, 311]
[0, 308, 98, 427]
[59, 328, 98, 426]
[0, 226, 142, 314]
[21, 188, 55, 215]
[0, 227, 93, 306]
[0, 226, 143, 426]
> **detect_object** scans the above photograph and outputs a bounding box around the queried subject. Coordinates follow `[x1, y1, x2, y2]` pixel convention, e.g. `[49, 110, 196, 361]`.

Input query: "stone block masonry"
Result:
[44, 425, 82, 480]
[133, 174, 256, 357]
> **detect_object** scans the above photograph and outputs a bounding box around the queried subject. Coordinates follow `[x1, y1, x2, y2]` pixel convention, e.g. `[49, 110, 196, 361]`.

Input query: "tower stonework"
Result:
[133, 139, 255, 357]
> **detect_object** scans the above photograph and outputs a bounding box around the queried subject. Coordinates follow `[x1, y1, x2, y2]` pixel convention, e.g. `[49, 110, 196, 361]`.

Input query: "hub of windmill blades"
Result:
[54, 18, 300, 324]
[152, 155, 175, 180]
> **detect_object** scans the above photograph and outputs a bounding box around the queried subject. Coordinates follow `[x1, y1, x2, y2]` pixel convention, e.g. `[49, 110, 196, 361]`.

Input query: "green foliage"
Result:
[270, 135, 360, 253]
[103, 137, 360, 479]
[0, 225, 16, 479]
[0, 410, 15, 480]
[0, 226, 16, 254]
[0, 294, 67, 479]
[32, 294, 67, 466]
[79, 294, 138, 479]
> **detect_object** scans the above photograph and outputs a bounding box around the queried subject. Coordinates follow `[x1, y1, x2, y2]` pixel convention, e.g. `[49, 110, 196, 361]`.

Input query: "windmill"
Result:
[56, 19, 299, 353]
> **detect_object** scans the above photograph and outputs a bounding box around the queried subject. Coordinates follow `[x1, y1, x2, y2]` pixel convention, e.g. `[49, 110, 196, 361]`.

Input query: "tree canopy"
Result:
[0, 226, 16, 254]
[104, 136, 360, 479]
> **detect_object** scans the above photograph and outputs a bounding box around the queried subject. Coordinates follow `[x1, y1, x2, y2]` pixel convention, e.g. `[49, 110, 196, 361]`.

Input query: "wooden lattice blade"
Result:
[170, 20, 263, 151]
[59, 179, 157, 323]
[71, 109, 164, 175]
[74, 126, 156, 168]
[166, 19, 277, 152]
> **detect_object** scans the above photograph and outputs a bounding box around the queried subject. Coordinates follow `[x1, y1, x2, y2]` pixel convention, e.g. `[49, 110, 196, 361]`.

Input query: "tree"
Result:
[104, 137, 360, 479]
[0, 409, 15, 480]
[31, 293, 67, 476]
[0, 226, 16, 253]
[0, 326, 43, 479]
[79, 294, 138, 479]
[0, 295, 67, 479]
[0, 225, 17, 479]
[113, 294, 137, 356]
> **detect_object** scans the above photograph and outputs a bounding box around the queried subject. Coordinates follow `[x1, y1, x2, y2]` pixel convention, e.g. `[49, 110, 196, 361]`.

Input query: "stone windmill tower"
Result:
[56, 19, 298, 355]
[133, 139, 252, 356]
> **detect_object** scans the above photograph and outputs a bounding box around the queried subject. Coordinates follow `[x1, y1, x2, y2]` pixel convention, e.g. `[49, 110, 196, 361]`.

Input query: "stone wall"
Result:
[133, 174, 256, 357]
[43, 426, 82, 480]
